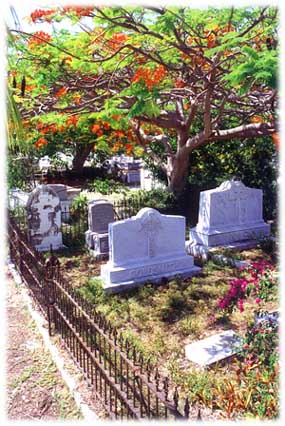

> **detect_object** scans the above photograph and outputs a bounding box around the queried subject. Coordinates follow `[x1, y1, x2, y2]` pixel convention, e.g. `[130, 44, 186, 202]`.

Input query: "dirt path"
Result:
[6, 272, 83, 420]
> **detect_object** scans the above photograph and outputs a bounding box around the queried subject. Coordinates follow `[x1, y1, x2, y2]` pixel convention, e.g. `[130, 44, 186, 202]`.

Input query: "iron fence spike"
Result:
[173, 387, 179, 409]
[197, 408, 202, 421]
[184, 397, 190, 418]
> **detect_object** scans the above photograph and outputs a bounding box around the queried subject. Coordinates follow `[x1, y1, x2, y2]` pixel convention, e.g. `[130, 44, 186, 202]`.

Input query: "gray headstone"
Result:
[185, 330, 243, 366]
[88, 200, 114, 233]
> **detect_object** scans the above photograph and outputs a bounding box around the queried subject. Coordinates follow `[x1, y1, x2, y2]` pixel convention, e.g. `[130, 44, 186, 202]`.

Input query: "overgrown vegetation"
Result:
[87, 177, 129, 195]
[55, 243, 279, 420]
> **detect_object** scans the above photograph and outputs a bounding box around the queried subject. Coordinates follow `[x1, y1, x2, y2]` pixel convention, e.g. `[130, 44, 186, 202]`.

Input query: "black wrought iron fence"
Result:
[7, 213, 199, 420]
[61, 206, 88, 248]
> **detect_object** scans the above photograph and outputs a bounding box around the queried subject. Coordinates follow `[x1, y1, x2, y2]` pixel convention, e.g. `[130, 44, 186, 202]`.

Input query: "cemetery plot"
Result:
[7, 182, 278, 420]
[54, 244, 278, 419]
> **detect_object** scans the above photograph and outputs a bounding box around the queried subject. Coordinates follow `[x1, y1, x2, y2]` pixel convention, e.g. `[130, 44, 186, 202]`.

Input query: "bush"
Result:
[78, 277, 105, 304]
[125, 188, 177, 213]
[87, 177, 129, 195]
[217, 261, 277, 314]
[241, 316, 278, 367]
[69, 193, 88, 219]
[7, 153, 36, 191]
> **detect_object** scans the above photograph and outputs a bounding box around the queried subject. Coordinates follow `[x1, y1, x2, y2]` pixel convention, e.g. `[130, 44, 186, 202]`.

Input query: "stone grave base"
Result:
[190, 222, 270, 247]
[185, 330, 243, 367]
[101, 255, 201, 293]
[36, 243, 66, 252]
[85, 231, 109, 259]
[188, 223, 271, 260]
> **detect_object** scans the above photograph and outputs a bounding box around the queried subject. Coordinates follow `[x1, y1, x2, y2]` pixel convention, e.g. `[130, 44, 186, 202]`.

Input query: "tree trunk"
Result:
[72, 144, 93, 172]
[168, 153, 190, 194]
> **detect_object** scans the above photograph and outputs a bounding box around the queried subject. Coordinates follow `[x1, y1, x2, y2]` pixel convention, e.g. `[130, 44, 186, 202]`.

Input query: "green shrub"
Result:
[78, 277, 105, 304]
[87, 177, 129, 195]
[7, 153, 36, 191]
[70, 193, 88, 217]
[125, 188, 176, 213]
[241, 316, 278, 367]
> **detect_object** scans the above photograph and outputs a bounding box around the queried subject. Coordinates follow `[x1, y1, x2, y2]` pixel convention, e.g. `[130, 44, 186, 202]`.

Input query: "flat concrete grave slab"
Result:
[185, 330, 243, 367]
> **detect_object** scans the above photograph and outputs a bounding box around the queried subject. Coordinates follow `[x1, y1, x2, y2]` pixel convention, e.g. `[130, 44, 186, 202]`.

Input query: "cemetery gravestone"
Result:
[26, 185, 63, 251]
[85, 200, 114, 258]
[189, 180, 270, 255]
[101, 207, 200, 292]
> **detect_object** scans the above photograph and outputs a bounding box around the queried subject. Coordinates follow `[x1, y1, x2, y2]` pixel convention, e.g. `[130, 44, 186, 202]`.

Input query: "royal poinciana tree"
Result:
[8, 5, 278, 193]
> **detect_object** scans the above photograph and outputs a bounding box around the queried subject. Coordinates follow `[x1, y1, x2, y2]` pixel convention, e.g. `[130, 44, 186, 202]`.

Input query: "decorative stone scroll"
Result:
[101, 208, 200, 292]
[26, 185, 63, 251]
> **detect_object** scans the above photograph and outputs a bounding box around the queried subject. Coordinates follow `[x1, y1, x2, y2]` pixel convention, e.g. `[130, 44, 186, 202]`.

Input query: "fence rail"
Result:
[7, 213, 198, 420]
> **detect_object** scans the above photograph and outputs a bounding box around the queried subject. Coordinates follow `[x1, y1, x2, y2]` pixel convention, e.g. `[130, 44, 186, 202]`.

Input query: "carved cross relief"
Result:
[228, 186, 248, 225]
[139, 211, 162, 257]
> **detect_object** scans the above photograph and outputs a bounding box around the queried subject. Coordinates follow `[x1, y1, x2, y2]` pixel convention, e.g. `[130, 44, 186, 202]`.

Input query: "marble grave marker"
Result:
[101, 207, 200, 292]
[189, 180, 270, 254]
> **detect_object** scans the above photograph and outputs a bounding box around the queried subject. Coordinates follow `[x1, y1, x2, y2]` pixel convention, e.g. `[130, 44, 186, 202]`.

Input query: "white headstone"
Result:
[189, 180, 270, 251]
[85, 199, 114, 258]
[101, 208, 200, 292]
[26, 185, 63, 251]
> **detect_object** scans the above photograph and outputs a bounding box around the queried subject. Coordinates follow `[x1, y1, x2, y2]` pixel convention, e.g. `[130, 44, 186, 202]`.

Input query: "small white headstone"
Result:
[189, 180, 270, 252]
[26, 185, 63, 251]
[101, 208, 200, 292]
[185, 330, 243, 366]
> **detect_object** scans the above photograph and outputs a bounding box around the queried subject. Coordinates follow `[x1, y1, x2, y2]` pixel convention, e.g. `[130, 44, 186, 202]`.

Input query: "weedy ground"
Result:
[55, 246, 278, 419]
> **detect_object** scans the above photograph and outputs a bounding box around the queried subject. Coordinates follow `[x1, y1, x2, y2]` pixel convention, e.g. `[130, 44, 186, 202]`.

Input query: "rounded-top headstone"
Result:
[88, 199, 114, 233]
